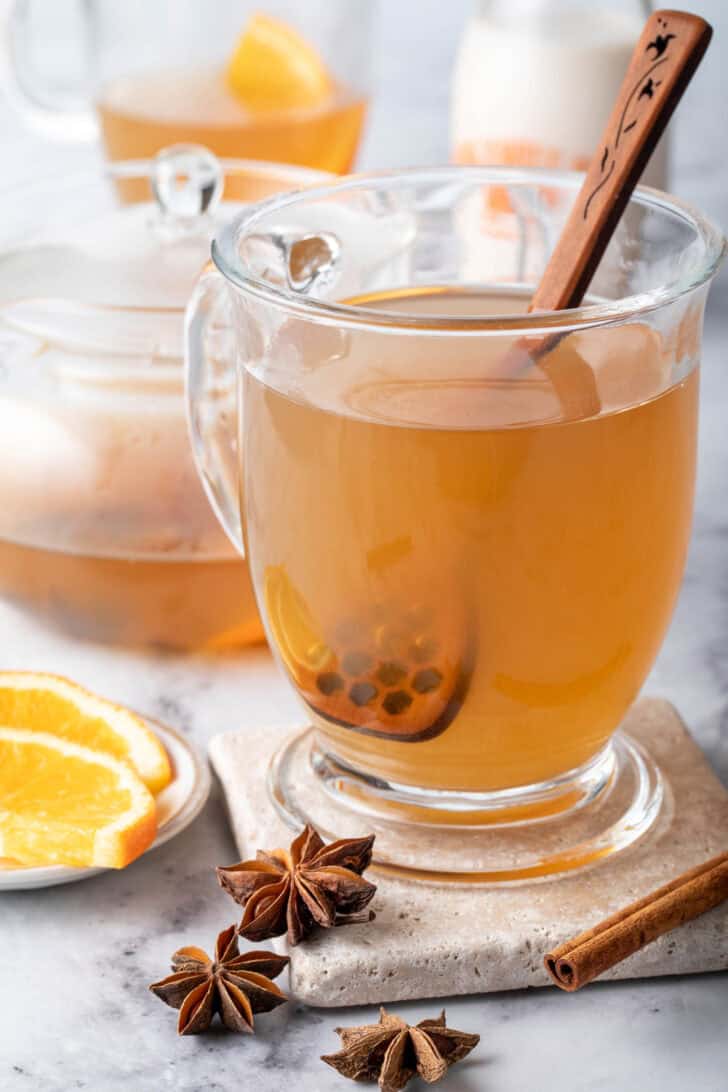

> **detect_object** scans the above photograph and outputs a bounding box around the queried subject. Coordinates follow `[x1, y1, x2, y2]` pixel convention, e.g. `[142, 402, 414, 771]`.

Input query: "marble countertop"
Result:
[2, 1, 728, 1089]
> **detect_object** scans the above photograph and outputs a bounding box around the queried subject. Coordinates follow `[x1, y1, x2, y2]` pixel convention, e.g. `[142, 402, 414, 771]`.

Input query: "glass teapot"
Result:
[0, 147, 329, 650]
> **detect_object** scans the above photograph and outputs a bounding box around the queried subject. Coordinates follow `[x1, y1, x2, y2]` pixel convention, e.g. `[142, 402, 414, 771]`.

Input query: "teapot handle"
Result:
[5, 0, 98, 141]
[185, 262, 245, 556]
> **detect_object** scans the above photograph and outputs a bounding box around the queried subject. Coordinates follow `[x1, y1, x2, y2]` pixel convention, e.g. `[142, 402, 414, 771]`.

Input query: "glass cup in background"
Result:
[7, 0, 374, 173]
[186, 167, 724, 879]
[0, 149, 330, 651]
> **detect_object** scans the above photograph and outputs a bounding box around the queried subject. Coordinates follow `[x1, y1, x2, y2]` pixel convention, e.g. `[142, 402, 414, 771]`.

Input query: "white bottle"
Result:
[451, 0, 668, 190]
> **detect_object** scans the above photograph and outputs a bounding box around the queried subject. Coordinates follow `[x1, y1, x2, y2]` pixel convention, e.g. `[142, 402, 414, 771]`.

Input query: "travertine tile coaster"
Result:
[209, 699, 728, 1007]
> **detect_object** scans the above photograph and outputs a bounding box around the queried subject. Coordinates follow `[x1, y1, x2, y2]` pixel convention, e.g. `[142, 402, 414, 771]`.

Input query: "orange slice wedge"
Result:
[226, 12, 333, 110]
[0, 728, 157, 868]
[264, 565, 334, 675]
[0, 672, 171, 794]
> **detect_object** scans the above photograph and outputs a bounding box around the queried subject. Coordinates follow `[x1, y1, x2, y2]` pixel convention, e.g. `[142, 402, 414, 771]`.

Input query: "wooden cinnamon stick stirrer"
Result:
[531, 8, 712, 314]
[516, 9, 712, 419]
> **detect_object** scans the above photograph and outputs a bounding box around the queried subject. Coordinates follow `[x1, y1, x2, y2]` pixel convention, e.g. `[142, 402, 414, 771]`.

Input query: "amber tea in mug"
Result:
[244, 287, 697, 791]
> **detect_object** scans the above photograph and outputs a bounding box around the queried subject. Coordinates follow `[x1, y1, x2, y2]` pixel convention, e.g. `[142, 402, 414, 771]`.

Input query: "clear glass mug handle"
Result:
[184, 263, 245, 556]
[4, 0, 98, 140]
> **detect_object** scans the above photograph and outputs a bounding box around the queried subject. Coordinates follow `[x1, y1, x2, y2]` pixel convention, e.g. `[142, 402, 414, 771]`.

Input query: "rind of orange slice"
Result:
[0, 728, 157, 869]
[226, 12, 332, 111]
[0, 672, 171, 795]
[264, 565, 333, 675]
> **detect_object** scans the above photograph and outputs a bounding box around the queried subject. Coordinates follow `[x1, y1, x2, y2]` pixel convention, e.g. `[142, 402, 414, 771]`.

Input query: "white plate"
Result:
[0, 716, 211, 890]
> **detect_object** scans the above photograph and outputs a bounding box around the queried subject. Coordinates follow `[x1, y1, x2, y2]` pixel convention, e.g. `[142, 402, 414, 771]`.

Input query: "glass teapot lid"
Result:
[0, 147, 329, 363]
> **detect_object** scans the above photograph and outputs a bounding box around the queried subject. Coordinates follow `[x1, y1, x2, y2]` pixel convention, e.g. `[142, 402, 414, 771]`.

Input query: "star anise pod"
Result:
[217, 824, 377, 946]
[322, 1008, 480, 1092]
[149, 924, 289, 1035]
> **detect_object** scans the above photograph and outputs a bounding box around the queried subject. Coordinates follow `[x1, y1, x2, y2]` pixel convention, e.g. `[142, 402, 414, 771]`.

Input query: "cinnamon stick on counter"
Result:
[545, 852, 728, 992]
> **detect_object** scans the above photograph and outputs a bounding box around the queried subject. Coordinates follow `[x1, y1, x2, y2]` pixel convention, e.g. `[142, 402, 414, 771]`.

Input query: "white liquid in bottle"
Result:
[452, 1, 668, 190]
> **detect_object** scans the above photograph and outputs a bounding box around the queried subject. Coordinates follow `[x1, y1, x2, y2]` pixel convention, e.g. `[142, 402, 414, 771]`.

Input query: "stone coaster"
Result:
[209, 699, 728, 1007]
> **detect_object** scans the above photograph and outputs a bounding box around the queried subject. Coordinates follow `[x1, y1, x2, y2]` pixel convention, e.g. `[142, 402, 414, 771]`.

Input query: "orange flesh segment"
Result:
[226, 13, 333, 111]
[0, 672, 171, 794]
[0, 728, 157, 869]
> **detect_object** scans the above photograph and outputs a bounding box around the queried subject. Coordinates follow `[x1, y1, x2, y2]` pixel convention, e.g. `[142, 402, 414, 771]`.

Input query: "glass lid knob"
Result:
[151, 144, 224, 231]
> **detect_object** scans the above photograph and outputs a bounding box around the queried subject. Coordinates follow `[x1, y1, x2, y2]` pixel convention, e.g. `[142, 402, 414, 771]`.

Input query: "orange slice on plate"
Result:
[0, 728, 157, 868]
[0, 672, 172, 794]
[226, 12, 333, 110]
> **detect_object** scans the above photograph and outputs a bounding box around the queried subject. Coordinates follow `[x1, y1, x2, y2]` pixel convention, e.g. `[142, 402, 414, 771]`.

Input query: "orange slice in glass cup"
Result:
[226, 13, 333, 111]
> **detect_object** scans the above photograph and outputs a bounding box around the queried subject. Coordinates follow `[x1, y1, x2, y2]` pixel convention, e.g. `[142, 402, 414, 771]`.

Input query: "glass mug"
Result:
[186, 167, 724, 879]
[7, 0, 373, 173]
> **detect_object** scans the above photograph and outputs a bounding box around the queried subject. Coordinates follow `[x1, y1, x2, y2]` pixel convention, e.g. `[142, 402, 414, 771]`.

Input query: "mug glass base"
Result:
[267, 728, 664, 883]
